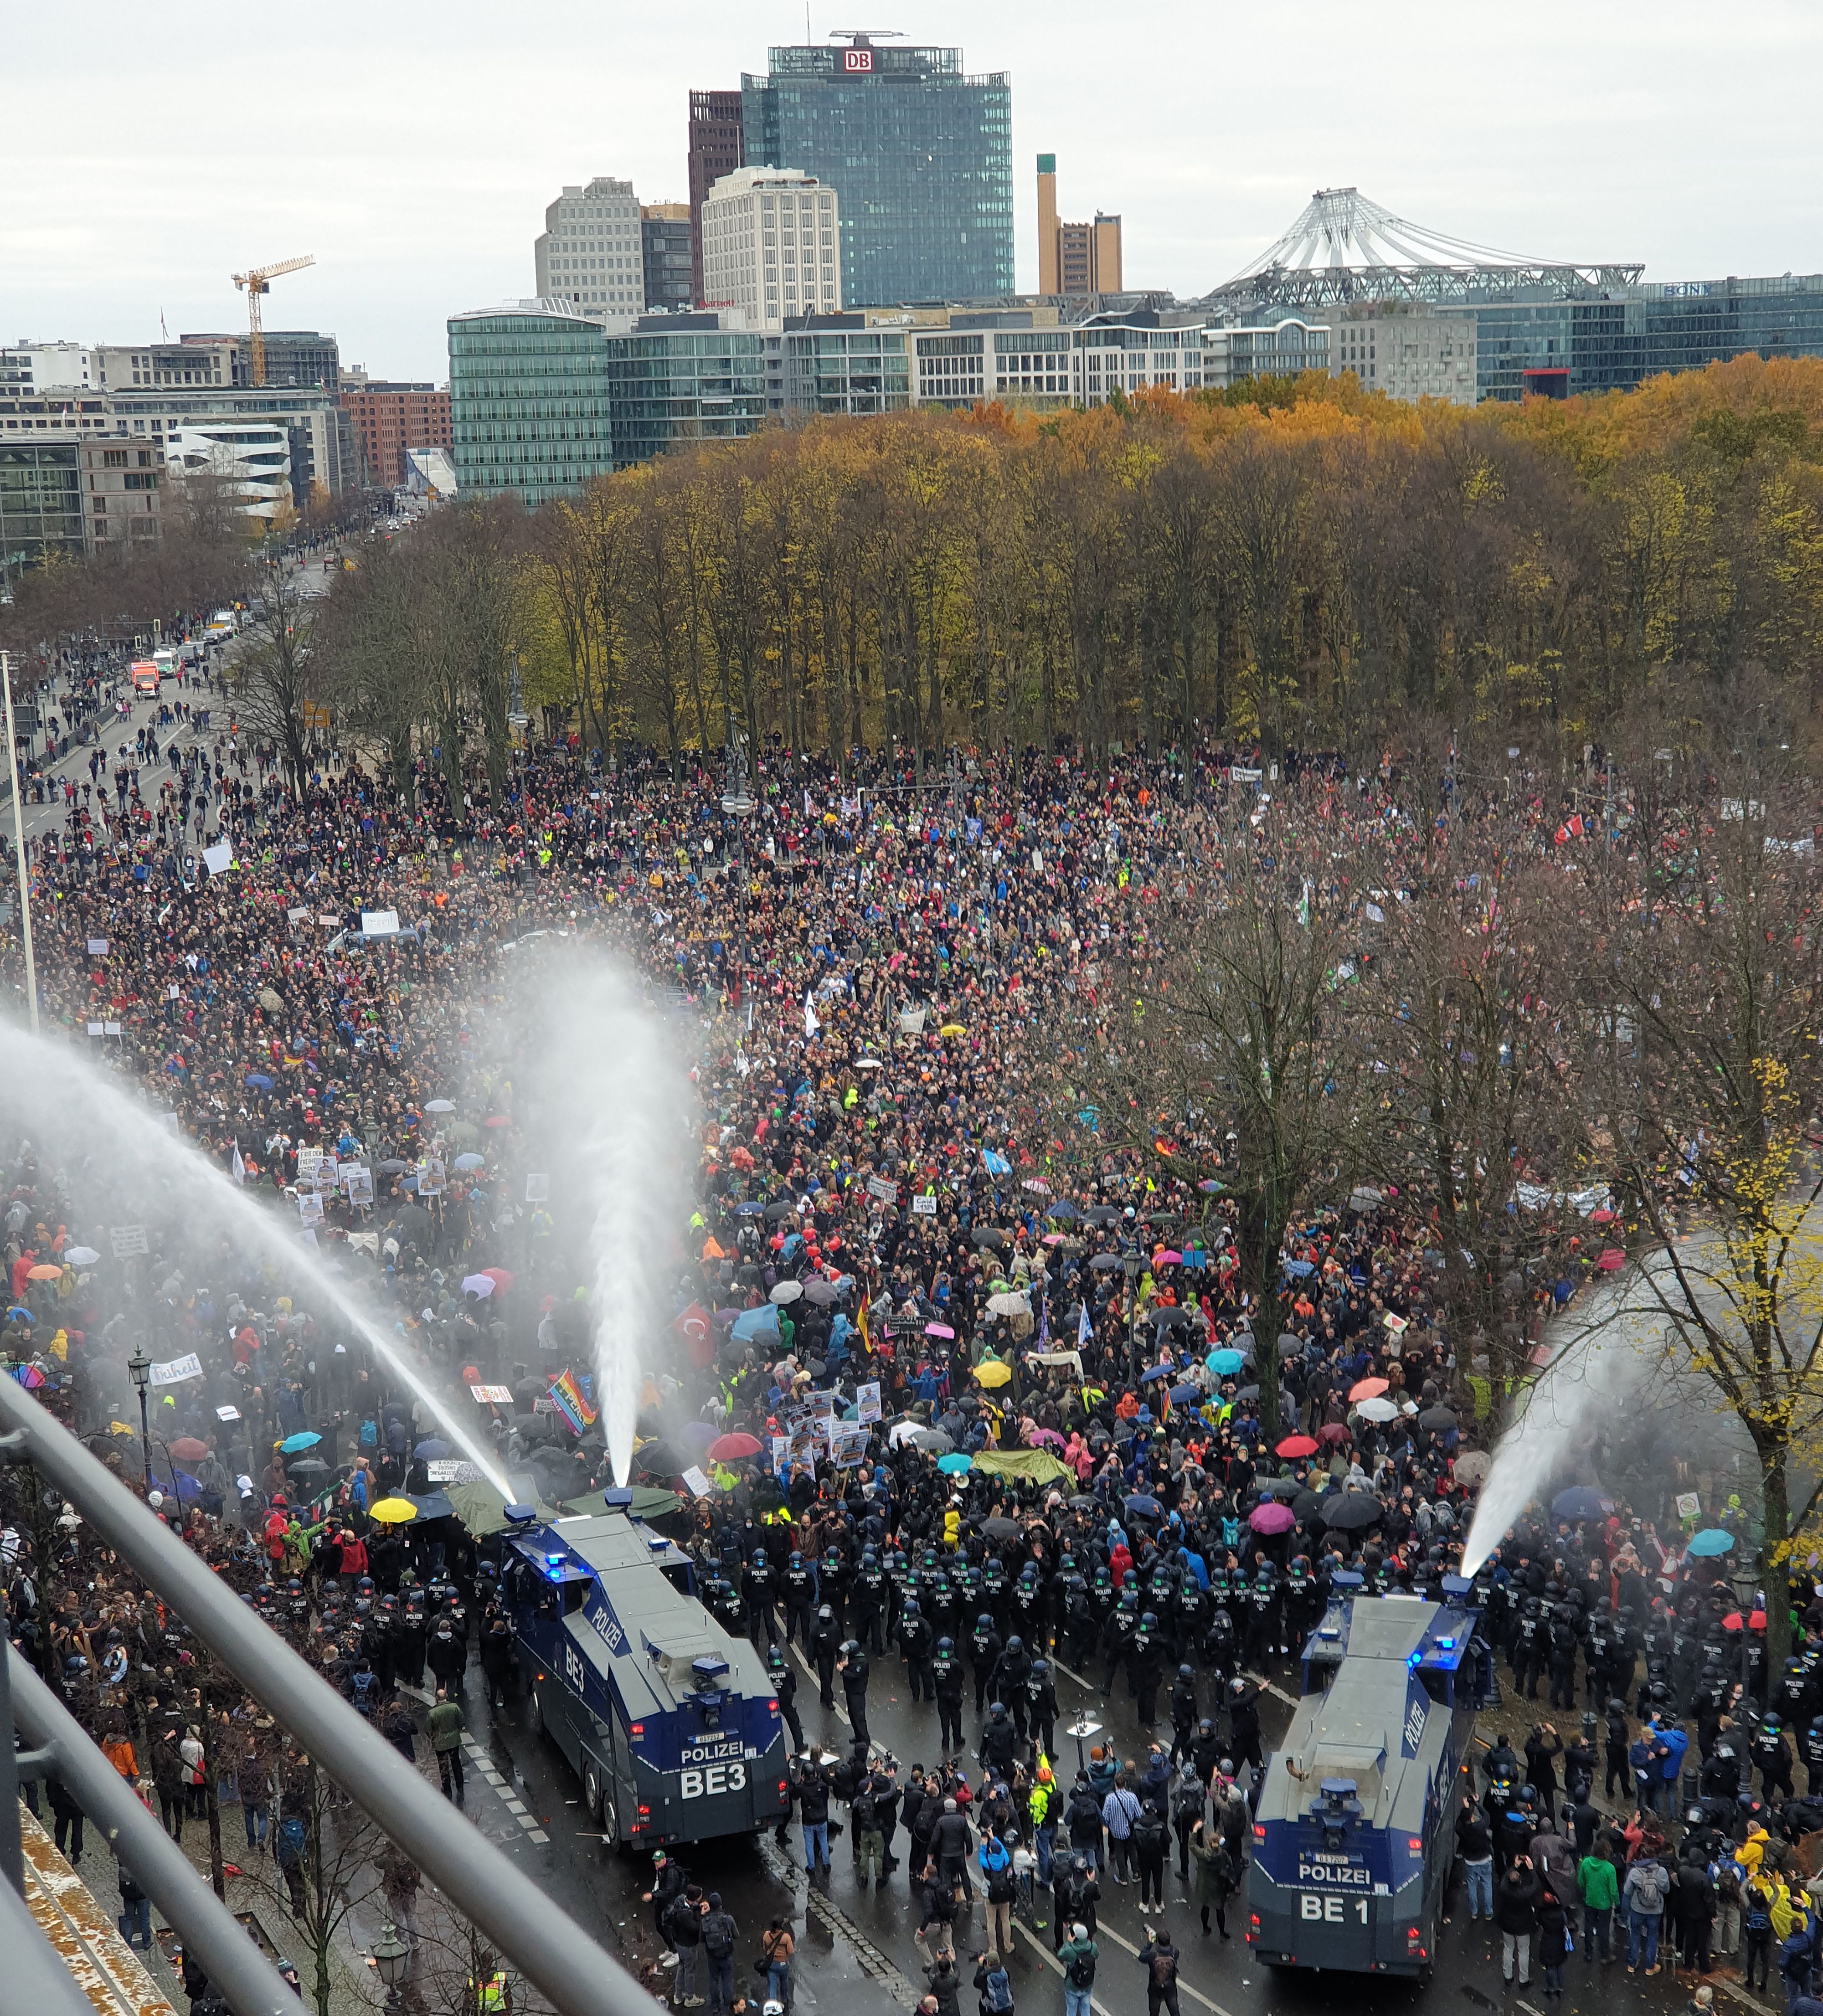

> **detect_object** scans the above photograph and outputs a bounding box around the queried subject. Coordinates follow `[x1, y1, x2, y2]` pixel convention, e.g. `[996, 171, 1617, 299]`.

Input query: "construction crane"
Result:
[232, 254, 315, 386]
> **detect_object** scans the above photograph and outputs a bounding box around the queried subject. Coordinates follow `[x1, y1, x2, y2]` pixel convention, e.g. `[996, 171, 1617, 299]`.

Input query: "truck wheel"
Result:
[600, 1795, 620, 1851]
[527, 1684, 543, 1738]
[584, 1761, 603, 1821]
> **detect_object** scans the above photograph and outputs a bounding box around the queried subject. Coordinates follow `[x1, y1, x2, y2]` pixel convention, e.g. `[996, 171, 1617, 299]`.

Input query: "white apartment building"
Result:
[533, 178, 646, 319]
[164, 422, 294, 525]
[1333, 301, 1477, 404]
[1200, 318, 1332, 393]
[0, 342, 103, 393]
[701, 169, 840, 333]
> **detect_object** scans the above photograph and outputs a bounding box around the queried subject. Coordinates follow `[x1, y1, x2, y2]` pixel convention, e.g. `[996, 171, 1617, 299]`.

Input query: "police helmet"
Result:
[1006, 1635, 1023, 1654]
[1178, 1663, 1195, 1682]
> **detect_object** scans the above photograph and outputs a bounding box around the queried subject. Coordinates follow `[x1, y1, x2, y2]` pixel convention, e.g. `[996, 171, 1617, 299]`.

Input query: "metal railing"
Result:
[0, 1377, 643, 2016]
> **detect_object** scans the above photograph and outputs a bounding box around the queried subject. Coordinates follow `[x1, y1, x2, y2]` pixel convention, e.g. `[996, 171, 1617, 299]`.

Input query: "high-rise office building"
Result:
[533, 179, 646, 318]
[448, 302, 614, 503]
[1036, 155, 1122, 298]
[741, 37, 1012, 307]
[701, 169, 840, 330]
[687, 90, 746, 307]
[641, 204, 695, 314]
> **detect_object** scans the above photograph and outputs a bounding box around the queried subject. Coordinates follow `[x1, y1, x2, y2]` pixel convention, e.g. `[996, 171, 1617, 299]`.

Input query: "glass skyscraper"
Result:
[741, 40, 1012, 308]
[603, 317, 767, 469]
[447, 305, 613, 504]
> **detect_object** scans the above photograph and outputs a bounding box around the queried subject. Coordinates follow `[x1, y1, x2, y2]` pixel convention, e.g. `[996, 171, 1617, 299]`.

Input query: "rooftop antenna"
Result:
[160, 308, 169, 340]
[829, 27, 905, 41]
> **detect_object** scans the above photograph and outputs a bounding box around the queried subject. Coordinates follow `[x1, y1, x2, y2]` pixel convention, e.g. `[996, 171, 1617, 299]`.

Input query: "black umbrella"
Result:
[1154, 1306, 1193, 1331]
[803, 1359, 828, 1378]
[1418, 1405, 1459, 1432]
[972, 1227, 1007, 1250]
[982, 1516, 1019, 1540]
[1292, 1489, 1329, 1522]
[1068, 1494, 1100, 1513]
[1322, 1493, 1386, 1531]
[765, 1202, 797, 1223]
[1232, 1384, 1260, 1404]
[1084, 1206, 1122, 1226]
[1254, 1475, 1301, 1499]
[1277, 1337, 1304, 1360]
[1089, 1253, 1126, 1273]
[285, 1455, 330, 1477]
[1045, 1202, 1079, 1222]
[378, 1158, 408, 1174]
[633, 1441, 686, 1475]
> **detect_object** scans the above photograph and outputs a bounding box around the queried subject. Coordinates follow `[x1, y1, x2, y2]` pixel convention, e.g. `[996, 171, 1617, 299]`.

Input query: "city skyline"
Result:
[8, 0, 1822, 383]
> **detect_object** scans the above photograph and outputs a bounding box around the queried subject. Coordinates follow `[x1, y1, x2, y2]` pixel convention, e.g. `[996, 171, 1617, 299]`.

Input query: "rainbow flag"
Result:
[548, 1369, 597, 1434]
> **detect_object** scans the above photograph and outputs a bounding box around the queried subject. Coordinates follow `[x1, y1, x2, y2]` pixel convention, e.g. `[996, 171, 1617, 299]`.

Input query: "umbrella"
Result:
[633, 1442, 686, 1476]
[5, 1307, 31, 1323]
[855, 1057, 882, 1071]
[1293, 1487, 1329, 1521]
[973, 1360, 1013, 1389]
[244, 1073, 273, 1091]
[1140, 1361, 1174, 1383]
[1255, 1475, 1302, 1499]
[925, 1322, 956, 1339]
[1022, 1178, 1052, 1195]
[167, 1436, 209, 1461]
[1154, 1249, 1184, 1266]
[770, 1280, 803, 1305]
[939, 1023, 966, 1037]
[64, 1246, 100, 1266]
[734, 1202, 766, 1216]
[1276, 1336, 1304, 1360]
[1354, 1396, 1398, 1424]
[1551, 1485, 1615, 1522]
[481, 1267, 514, 1292]
[1276, 1435, 1318, 1459]
[1206, 1348, 1245, 1376]
[731, 1307, 781, 1344]
[378, 1159, 409, 1174]
[1596, 1250, 1625, 1272]
[1084, 1206, 1121, 1226]
[1453, 1450, 1492, 1486]
[765, 1202, 797, 1223]
[937, 1452, 973, 1476]
[368, 1497, 418, 1524]
[1089, 1254, 1125, 1273]
[26, 1264, 61, 1281]
[278, 1431, 321, 1453]
[1316, 1423, 1353, 1445]
[445, 1121, 481, 1145]
[972, 1228, 1008, 1250]
[1687, 1528, 1735, 1558]
[453, 1152, 486, 1171]
[1168, 1383, 1203, 1405]
[708, 1432, 762, 1462]
[483, 1116, 511, 1128]
[1028, 1427, 1066, 1448]
[1124, 1493, 1162, 1521]
[413, 1439, 451, 1460]
[1046, 1202, 1078, 1222]
[910, 1427, 954, 1454]
[426, 1099, 455, 1113]
[1323, 1493, 1386, 1530]
[801, 1279, 839, 1306]
[1249, 1501, 1297, 1534]
[1348, 1377, 1389, 1402]
[285, 1456, 329, 1478]
[1417, 1406, 1458, 1433]
[985, 1292, 1028, 1317]
[460, 1274, 495, 1298]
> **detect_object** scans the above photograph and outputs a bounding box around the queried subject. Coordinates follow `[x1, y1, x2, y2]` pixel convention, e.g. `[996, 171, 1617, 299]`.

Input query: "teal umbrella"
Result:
[1686, 1528, 1735, 1557]
[937, 1452, 973, 1475]
[278, 1431, 320, 1453]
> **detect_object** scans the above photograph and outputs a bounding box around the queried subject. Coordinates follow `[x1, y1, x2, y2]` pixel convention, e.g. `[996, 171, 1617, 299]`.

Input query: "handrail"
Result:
[0, 1868, 110, 2016]
[8, 1649, 296, 2016]
[0, 1376, 639, 2016]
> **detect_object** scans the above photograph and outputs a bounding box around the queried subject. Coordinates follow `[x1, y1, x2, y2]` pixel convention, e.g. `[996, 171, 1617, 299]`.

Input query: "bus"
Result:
[504, 1490, 790, 1851]
[129, 660, 160, 698]
[1246, 1584, 1481, 1979]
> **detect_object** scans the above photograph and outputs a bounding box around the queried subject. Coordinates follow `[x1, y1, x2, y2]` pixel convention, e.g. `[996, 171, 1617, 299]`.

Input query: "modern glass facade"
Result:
[0, 441, 86, 571]
[742, 42, 1012, 308]
[447, 308, 613, 503]
[783, 323, 909, 415]
[603, 319, 767, 468]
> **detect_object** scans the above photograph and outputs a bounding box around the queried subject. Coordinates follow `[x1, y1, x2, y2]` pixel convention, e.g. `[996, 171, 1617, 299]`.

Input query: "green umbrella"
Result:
[445, 1120, 482, 1145]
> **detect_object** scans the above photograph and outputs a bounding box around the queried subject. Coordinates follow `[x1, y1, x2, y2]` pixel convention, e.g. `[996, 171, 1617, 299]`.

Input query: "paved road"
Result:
[422, 1632, 1750, 2016]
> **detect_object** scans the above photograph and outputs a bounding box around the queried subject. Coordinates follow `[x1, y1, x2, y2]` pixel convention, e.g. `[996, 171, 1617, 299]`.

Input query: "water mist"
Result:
[0, 1018, 512, 1494]
[1458, 1265, 1669, 1574]
[519, 954, 694, 1487]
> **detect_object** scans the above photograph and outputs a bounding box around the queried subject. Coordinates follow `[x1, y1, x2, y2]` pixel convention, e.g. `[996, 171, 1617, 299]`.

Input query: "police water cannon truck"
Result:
[1246, 1581, 1480, 1977]
[504, 1488, 790, 1850]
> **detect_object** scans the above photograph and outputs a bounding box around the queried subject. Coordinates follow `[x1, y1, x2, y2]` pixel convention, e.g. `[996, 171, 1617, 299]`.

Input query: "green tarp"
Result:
[971, 1449, 1074, 1487]
[444, 1480, 684, 1533]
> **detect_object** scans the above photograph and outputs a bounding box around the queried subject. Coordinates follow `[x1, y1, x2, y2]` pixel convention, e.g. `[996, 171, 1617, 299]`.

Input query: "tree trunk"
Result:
[1761, 1440, 1791, 1670]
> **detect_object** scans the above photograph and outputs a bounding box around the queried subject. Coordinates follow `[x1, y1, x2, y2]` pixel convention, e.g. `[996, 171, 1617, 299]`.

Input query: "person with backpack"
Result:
[1059, 1923, 1097, 2016]
[116, 1858, 152, 1950]
[1577, 1844, 1618, 1961]
[1746, 1870, 1781, 1991]
[700, 1892, 739, 2016]
[1496, 1856, 1543, 1987]
[273, 1810, 308, 1918]
[1623, 1854, 1670, 1975]
[973, 1950, 1014, 2016]
[1137, 1926, 1181, 2016]
[425, 1686, 466, 1803]
[918, 1858, 959, 1962]
[1779, 1906, 1816, 2011]
[978, 1826, 1016, 1960]
[924, 1953, 964, 2016]
[854, 1771, 886, 1889]
[1133, 1799, 1170, 1917]
[1101, 1773, 1142, 1885]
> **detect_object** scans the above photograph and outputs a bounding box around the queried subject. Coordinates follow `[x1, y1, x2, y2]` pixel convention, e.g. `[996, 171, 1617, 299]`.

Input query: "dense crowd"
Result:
[3, 652, 1811, 2012]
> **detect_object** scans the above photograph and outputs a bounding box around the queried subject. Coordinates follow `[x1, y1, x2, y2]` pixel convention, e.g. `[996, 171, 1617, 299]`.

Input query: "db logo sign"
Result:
[842, 46, 874, 72]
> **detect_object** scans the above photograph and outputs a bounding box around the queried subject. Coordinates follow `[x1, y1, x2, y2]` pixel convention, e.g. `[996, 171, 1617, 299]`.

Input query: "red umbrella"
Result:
[1276, 1434, 1318, 1459]
[1596, 1250, 1625, 1272]
[1589, 1208, 1616, 1224]
[708, 1431, 762, 1462]
[167, 1436, 210, 1462]
[1348, 1377, 1389, 1402]
[483, 1115, 512, 1127]
[1316, 1423, 1353, 1445]
[480, 1266, 514, 1292]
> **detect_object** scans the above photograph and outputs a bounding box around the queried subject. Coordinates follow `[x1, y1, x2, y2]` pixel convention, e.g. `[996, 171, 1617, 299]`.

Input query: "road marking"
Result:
[1077, 1915, 1235, 2016]
[758, 1837, 920, 2009]
[790, 1642, 853, 1728]
[1010, 1919, 1120, 2016]
[1051, 1660, 1090, 1688]
[1515, 2000, 1546, 2016]
[1241, 1670, 1299, 1709]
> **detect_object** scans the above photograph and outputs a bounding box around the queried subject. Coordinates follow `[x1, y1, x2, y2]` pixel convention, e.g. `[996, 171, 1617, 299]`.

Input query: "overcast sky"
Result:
[9, 0, 1820, 384]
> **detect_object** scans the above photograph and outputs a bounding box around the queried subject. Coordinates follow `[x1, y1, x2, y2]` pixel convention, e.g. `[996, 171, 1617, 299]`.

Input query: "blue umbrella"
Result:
[735, 1202, 766, 1216]
[1124, 1492, 1162, 1521]
[1140, 1360, 1174, 1383]
[731, 1306, 781, 1344]
[453, 1152, 485, 1171]
[1687, 1528, 1735, 1557]
[244, 1072, 273, 1090]
[7, 1306, 32, 1323]
[1206, 1348, 1245, 1376]
[1168, 1383, 1202, 1404]
[937, 1452, 973, 1475]
[1282, 1258, 1315, 1278]
[278, 1431, 320, 1453]
[1550, 1485, 1614, 1522]
[413, 1438, 450, 1460]
[172, 1470, 203, 1502]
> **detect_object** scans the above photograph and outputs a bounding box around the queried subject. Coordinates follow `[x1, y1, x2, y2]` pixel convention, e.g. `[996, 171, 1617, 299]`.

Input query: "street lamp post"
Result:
[1121, 1253, 1143, 1389]
[720, 731, 754, 1027]
[1730, 1562, 1759, 1707]
[370, 1919, 410, 2011]
[1, 650, 40, 1035]
[127, 1343, 152, 1493]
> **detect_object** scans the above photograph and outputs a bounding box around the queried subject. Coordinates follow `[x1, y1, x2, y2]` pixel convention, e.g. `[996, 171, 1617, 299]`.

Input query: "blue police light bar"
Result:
[1441, 1574, 1473, 1597]
[603, 1486, 633, 1512]
[502, 1502, 538, 1524]
[693, 1656, 731, 1682]
[1331, 1569, 1365, 1589]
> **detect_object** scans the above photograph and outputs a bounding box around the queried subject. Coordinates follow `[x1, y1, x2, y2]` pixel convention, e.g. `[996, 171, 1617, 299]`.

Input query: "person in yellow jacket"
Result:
[942, 1500, 961, 1549]
[1744, 1867, 1780, 1991]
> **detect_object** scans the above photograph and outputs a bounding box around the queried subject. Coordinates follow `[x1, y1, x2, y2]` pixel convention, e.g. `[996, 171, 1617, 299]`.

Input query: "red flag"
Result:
[674, 1301, 714, 1368]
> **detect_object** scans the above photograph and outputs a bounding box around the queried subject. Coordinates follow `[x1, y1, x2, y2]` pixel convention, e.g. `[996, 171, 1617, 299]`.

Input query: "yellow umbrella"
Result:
[973, 1359, 1013, 1389]
[368, 1497, 419, 1524]
[939, 1024, 966, 1037]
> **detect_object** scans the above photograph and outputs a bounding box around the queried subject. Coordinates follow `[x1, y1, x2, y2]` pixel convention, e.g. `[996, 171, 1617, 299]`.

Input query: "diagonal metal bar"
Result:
[0, 1374, 636, 2016]
[8, 1649, 297, 2016]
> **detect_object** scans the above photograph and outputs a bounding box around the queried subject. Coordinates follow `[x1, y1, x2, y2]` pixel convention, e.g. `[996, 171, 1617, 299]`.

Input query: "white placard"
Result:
[427, 1458, 482, 1483]
[148, 1352, 203, 1388]
[202, 841, 233, 877]
[911, 1193, 938, 1216]
[680, 1464, 713, 1498]
[87, 937, 108, 956]
[829, 1424, 869, 1467]
[287, 907, 311, 922]
[866, 1175, 899, 1203]
[216, 1404, 242, 1421]
[360, 910, 400, 938]
[524, 1173, 549, 1203]
[165, 984, 181, 1000]
[343, 1167, 373, 1207]
[295, 1147, 322, 1186]
[104, 1021, 122, 1036]
[108, 1224, 149, 1259]
[469, 1383, 513, 1404]
[317, 914, 338, 925]
[87, 1021, 104, 1037]
[417, 1157, 446, 1198]
[298, 1192, 324, 1226]
[1674, 1492, 1701, 1520]
[313, 1155, 339, 1194]
[1230, 766, 1263, 783]
[856, 1381, 881, 1424]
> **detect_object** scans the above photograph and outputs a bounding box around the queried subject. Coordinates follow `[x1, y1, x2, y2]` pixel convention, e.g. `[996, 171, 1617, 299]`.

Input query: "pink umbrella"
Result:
[1153, 1249, 1184, 1266]
[1596, 1250, 1625, 1271]
[1348, 1376, 1389, 1401]
[925, 1322, 955, 1338]
[1028, 1427, 1066, 1448]
[1249, 1500, 1297, 1534]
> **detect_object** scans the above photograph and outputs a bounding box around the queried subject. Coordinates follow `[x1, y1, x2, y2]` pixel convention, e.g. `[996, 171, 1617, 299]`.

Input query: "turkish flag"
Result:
[674, 1302, 714, 1368]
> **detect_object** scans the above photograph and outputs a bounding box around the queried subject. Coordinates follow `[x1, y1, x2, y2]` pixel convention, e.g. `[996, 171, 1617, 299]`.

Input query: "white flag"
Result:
[803, 990, 820, 1039]
[231, 1142, 246, 1186]
[1078, 1301, 1092, 1347]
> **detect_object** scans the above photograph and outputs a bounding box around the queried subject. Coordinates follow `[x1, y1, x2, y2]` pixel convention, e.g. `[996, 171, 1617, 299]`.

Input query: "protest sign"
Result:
[680, 1465, 714, 1499]
[911, 1193, 937, 1215]
[149, 1352, 203, 1388]
[469, 1384, 514, 1404]
[856, 1381, 882, 1424]
[108, 1224, 149, 1259]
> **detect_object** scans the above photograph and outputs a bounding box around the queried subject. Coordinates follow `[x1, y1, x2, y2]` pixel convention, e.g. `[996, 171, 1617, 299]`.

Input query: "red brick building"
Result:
[339, 381, 451, 489]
